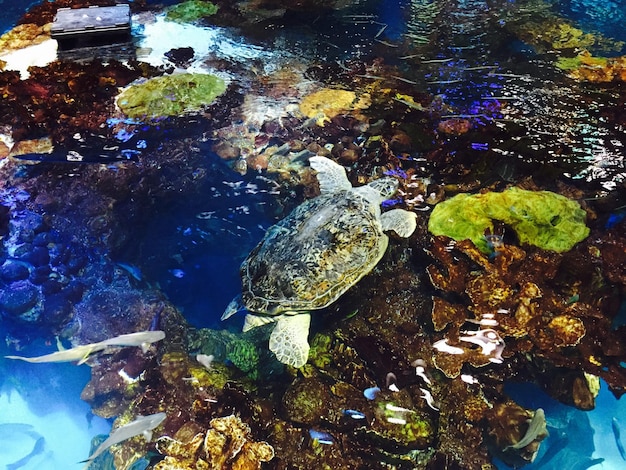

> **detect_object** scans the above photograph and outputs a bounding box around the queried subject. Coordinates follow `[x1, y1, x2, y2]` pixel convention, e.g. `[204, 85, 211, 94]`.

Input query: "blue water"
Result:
[0, 356, 110, 469]
[499, 381, 626, 469]
[0, 0, 39, 34]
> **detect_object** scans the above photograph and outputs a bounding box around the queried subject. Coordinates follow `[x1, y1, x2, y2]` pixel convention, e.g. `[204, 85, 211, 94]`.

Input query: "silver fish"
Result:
[7, 436, 45, 470]
[82, 412, 166, 467]
[5, 330, 165, 364]
[613, 417, 626, 461]
[504, 408, 547, 451]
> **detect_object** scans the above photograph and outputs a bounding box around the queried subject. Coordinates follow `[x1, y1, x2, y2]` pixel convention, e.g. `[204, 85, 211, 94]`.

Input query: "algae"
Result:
[165, 0, 219, 23]
[117, 73, 226, 120]
[428, 187, 589, 253]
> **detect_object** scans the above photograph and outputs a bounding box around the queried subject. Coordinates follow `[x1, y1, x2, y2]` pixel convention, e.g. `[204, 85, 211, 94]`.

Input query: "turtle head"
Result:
[362, 177, 399, 201]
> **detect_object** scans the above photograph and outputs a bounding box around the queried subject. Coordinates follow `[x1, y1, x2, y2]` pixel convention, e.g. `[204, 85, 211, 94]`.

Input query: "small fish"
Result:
[606, 212, 625, 229]
[196, 354, 214, 370]
[343, 409, 366, 420]
[308, 429, 334, 445]
[81, 412, 166, 467]
[115, 262, 143, 282]
[6, 330, 165, 364]
[385, 404, 414, 413]
[386, 372, 400, 392]
[412, 359, 432, 385]
[613, 417, 626, 461]
[433, 339, 464, 355]
[460, 374, 479, 385]
[169, 268, 185, 278]
[149, 304, 164, 331]
[7, 436, 45, 470]
[363, 386, 381, 401]
[419, 388, 439, 411]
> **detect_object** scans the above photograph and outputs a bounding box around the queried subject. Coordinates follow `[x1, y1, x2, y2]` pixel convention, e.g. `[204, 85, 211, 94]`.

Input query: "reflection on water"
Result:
[393, 0, 626, 189]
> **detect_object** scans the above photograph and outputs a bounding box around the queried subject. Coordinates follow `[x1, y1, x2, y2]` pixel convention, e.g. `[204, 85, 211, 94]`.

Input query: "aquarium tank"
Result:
[0, 0, 624, 469]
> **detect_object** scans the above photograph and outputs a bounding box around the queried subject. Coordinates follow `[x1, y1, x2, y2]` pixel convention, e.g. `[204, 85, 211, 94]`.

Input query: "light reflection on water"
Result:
[390, 0, 626, 190]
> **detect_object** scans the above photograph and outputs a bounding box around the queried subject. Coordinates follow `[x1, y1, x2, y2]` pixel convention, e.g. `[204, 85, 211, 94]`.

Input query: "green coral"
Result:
[188, 362, 230, 389]
[307, 332, 333, 369]
[226, 338, 259, 376]
[117, 73, 226, 120]
[165, 0, 219, 23]
[366, 401, 434, 450]
[428, 187, 589, 253]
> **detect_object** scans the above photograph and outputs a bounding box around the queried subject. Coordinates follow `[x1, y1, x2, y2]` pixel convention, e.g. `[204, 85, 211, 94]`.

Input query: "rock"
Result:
[0, 259, 30, 282]
[0, 280, 40, 319]
[26, 246, 50, 266]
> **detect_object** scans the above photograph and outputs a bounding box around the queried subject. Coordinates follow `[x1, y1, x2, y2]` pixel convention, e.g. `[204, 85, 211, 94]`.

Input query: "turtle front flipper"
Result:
[381, 208, 417, 238]
[221, 295, 245, 320]
[309, 156, 352, 193]
[269, 313, 311, 368]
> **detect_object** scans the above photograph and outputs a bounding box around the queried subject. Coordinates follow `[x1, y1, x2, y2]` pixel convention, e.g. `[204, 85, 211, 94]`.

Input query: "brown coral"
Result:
[426, 234, 626, 401]
[155, 414, 274, 470]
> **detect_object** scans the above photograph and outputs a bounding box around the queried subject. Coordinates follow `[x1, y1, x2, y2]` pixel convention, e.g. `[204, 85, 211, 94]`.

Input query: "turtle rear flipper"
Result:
[269, 313, 311, 368]
[381, 208, 417, 238]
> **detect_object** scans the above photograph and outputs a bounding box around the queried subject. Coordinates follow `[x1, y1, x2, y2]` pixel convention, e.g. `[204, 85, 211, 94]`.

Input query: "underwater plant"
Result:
[428, 187, 590, 253]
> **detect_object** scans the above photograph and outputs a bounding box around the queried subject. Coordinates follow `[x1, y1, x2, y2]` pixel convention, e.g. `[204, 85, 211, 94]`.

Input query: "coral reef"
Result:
[116, 73, 227, 121]
[0, 59, 164, 146]
[0, 23, 50, 52]
[502, 0, 623, 54]
[428, 187, 590, 253]
[426, 233, 626, 402]
[0, 205, 86, 333]
[226, 338, 260, 377]
[0, 1, 624, 470]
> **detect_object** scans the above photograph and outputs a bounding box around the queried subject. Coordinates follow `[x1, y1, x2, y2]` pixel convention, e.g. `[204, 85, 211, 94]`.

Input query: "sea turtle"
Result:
[221, 156, 417, 368]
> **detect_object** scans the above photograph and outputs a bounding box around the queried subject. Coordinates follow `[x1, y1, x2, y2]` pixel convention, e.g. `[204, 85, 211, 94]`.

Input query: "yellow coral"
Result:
[0, 23, 50, 51]
[299, 88, 370, 126]
[547, 315, 586, 347]
[559, 51, 626, 83]
[547, 23, 595, 50]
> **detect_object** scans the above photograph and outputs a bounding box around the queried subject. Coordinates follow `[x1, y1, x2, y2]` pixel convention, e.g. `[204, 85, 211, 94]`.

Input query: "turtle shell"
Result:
[241, 189, 388, 314]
